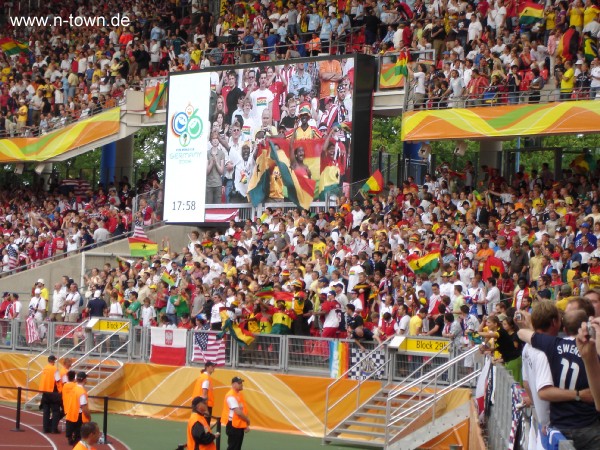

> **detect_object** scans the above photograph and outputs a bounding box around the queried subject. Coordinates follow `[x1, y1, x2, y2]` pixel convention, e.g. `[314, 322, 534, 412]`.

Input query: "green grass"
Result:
[93, 413, 358, 450]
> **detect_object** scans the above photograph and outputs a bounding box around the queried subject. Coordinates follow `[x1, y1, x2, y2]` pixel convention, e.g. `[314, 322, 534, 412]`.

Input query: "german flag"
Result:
[518, 2, 544, 25]
[0, 38, 29, 56]
[558, 27, 579, 62]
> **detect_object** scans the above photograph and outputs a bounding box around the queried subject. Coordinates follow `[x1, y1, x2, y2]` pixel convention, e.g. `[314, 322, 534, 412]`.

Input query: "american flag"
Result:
[132, 225, 149, 239]
[7, 244, 18, 270]
[25, 315, 40, 344]
[192, 331, 226, 366]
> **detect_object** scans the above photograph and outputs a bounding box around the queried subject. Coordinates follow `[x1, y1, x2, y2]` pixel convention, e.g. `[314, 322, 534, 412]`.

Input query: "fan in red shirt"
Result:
[314, 292, 342, 338]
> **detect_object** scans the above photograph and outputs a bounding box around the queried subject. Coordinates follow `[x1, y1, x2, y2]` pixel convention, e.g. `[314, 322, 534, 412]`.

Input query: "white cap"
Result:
[34, 288, 41, 294]
[94, 290, 102, 298]
[37, 278, 44, 284]
[576, 59, 583, 65]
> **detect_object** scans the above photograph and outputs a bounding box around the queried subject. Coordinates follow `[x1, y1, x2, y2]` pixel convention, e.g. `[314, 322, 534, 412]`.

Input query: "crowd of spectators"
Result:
[5, 0, 600, 139]
[4, 160, 599, 342]
[0, 170, 162, 274]
[2, 158, 600, 446]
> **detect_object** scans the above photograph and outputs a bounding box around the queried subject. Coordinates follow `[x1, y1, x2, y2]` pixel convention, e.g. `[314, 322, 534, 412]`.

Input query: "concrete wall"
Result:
[0, 225, 202, 295]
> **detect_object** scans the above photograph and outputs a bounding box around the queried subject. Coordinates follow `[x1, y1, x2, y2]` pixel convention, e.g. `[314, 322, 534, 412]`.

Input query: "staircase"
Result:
[323, 342, 481, 450]
[25, 321, 129, 409]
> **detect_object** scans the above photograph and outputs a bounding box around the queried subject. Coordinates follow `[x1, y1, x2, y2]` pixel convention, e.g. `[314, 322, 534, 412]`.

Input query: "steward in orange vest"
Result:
[65, 371, 91, 446]
[187, 396, 219, 450]
[192, 361, 216, 418]
[220, 376, 250, 450]
[39, 355, 61, 433]
[72, 421, 100, 450]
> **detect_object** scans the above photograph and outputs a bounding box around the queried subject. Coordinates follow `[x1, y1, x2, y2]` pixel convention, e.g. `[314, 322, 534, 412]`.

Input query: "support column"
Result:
[403, 142, 427, 184]
[115, 135, 134, 186]
[479, 140, 503, 179]
[100, 142, 116, 188]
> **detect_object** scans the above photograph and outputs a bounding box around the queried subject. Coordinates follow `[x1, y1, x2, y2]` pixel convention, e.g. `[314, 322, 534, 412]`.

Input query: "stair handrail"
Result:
[86, 342, 128, 395]
[323, 336, 394, 439]
[390, 370, 481, 426]
[25, 319, 90, 402]
[385, 369, 482, 445]
[71, 322, 131, 369]
[390, 341, 452, 396]
[384, 345, 481, 445]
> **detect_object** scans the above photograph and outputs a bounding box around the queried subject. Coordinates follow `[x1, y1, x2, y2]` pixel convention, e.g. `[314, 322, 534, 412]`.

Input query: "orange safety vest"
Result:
[65, 383, 89, 423]
[39, 364, 58, 393]
[62, 381, 76, 418]
[187, 412, 216, 450]
[57, 366, 68, 393]
[220, 389, 248, 429]
[192, 373, 214, 407]
[73, 442, 96, 450]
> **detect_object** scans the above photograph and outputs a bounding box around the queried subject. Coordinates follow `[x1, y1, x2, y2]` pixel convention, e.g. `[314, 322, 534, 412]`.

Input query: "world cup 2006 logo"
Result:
[171, 104, 204, 147]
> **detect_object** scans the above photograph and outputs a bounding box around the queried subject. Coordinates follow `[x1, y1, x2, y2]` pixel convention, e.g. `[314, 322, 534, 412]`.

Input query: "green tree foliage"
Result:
[372, 117, 599, 177]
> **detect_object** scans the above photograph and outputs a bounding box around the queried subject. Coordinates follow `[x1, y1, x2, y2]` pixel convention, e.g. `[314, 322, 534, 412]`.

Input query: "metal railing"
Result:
[1, 97, 126, 139]
[323, 337, 393, 439]
[0, 218, 167, 279]
[24, 319, 90, 406]
[384, 345, 481, 445]
[404, 77, 600, 112]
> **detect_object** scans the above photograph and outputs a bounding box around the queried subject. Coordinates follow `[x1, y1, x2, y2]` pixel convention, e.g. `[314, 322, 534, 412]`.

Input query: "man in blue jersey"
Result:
[518, 302, 600, 450]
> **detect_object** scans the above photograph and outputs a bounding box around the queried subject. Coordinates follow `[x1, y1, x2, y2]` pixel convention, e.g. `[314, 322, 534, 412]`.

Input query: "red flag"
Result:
[483, 256, 505, 280]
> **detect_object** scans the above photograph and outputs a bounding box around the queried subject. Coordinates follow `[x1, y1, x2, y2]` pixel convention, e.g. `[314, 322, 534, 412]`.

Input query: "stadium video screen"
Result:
[164, 54, 374, 222]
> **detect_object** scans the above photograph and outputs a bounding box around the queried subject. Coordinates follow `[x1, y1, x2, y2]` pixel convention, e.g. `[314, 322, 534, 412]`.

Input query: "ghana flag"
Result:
[271, 310, 294, 335]
[161, 271, 176, 287]
[0, 38, 29, 56]
[218, 318, 255, 346]
[268, 140, 316, 210]
[407, 251, 440, 275]
[128, 226, 158, 257]
[518, 2, 544, 25]
[361, 170, 384, 194]
[247, 146, 272, 206]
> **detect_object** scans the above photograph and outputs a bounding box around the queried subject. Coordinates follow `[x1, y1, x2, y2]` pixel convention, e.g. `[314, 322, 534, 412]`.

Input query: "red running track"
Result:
[0, 404, 130, 450]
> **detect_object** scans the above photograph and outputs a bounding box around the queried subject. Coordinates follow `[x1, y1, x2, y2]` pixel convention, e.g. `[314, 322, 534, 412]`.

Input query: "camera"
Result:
[515, 312, 522, 321]
[588, 319, 596, 339]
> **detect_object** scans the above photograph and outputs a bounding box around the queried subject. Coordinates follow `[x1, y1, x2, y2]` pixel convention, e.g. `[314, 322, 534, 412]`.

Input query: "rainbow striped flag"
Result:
[361, 170, 384, 194]
[518, 2, 544, 25]
[201, 240, 213, 248]
[0, 38, 29, 56]
[145, 80, 168, 116]
[161, 272, 175, 287]
[380, 51, 409, 87]
[407, 251, 440, 275]
[329, 341, 349, 378]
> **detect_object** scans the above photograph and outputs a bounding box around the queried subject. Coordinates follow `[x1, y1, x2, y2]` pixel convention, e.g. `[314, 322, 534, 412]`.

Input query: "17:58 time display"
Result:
[171, 201, 196, 211]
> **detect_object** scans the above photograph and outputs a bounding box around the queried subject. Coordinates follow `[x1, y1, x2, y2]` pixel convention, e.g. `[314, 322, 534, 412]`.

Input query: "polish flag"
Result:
[150, 328, 187, 366]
